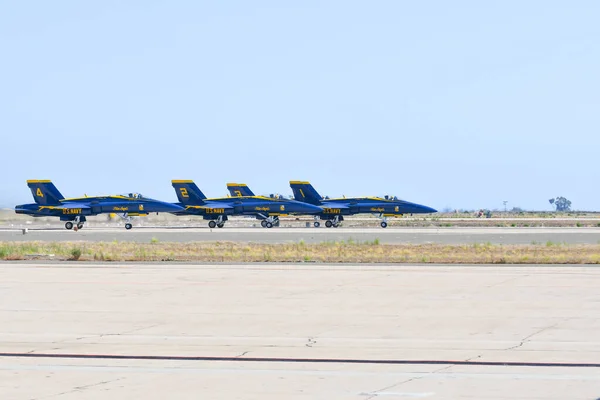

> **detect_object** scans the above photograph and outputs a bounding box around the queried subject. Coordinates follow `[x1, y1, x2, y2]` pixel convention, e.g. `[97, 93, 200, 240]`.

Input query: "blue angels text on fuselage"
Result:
[172, 180, 322, 228]
[288, 181, 437, 228]
[15, 180, 183, 230]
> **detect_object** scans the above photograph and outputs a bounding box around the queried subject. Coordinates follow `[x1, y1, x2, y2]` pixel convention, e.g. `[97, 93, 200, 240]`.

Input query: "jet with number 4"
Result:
[288, 181, 437, 228]
[172, 180, 322, 228]
[15, 180, 184, 230]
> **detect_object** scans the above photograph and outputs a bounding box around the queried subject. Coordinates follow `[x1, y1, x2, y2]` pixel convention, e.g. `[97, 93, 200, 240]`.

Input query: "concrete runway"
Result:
[0, 262, 599, 399]
[2, 226, 600, 244]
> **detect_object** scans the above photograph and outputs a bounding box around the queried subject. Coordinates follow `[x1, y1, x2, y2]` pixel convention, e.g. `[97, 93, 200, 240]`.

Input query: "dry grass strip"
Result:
[1, 240, 600, 264]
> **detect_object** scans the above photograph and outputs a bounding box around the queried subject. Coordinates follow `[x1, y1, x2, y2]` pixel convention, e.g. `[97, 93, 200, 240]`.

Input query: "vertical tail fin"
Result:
[171, 180, 207, 204]
[226, 183, 255, 197]
[26, 180, 64, 205]
[289, 181, 322, 205]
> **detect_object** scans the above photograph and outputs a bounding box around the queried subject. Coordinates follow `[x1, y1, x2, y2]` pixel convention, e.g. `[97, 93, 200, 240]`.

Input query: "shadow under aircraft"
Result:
[286, 181, 436, 228]
[15, 180, 183, 230]
[171, 180, 322, 228]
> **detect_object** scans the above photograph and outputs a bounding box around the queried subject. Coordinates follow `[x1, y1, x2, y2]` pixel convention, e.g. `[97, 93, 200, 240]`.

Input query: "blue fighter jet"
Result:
[172, 180, 322, 228]
[15, 180, 183, 230]
[288, 181, 437, 228]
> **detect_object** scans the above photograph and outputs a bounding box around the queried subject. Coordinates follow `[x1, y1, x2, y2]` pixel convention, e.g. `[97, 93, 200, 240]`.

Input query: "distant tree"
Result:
[511, 207, 524, 213]
[549, 197, 571, 212]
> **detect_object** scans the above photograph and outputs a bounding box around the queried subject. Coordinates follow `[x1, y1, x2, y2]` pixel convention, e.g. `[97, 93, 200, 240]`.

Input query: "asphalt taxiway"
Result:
[1, 226, 600, 244]
[0, 262, 599, 399]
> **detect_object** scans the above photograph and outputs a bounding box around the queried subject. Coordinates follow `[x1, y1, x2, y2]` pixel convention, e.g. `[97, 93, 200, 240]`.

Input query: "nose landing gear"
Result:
[377, 214, 389, 228]
[116, 213, 135, 230]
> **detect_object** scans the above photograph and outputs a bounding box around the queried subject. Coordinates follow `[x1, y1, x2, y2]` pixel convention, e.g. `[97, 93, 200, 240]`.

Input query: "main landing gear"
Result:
[208, 215, 226, 229]
[260, 216, 279, 229]
[325, 216, 341, 228]
[65, 216, 86, 230]
[313, 216, 342, 228]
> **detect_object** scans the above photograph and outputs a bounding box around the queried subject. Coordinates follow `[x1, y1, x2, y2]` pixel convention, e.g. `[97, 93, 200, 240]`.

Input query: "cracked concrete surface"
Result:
[503, 320, 569, 351]
[0, 262, 599, 399]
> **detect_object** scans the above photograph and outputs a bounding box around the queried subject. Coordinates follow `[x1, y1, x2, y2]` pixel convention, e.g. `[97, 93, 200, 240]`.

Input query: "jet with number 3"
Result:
[171, 180, 322, 228]
[15, 180, 184, 230]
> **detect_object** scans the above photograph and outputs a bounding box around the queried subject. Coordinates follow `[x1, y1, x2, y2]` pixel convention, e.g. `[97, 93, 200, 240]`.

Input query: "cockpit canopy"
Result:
[383, 195, 399, 201]
[121, 193, 144, 199]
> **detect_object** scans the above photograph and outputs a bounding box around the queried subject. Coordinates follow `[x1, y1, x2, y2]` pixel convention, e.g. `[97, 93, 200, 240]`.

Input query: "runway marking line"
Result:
[1, 352, 599, 368]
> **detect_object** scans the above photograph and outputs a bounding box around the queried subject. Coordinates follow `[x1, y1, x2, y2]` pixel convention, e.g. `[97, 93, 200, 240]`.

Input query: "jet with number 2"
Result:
[288, 181, 437, 228]
[15, 180, 184, 230]
[171, 180, 322, 228]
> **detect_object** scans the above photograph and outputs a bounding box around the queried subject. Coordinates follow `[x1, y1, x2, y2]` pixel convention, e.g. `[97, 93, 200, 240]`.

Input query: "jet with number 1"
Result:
[15, 180, 184, 230]
[288, 181, 437, 228]
[171, 180, 322, 228]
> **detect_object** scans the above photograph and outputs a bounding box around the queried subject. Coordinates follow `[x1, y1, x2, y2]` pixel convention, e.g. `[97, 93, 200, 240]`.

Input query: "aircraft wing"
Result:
[38, 203, 91, 211]
[59, 203, 91, 209]
[185, 202, 234, 210]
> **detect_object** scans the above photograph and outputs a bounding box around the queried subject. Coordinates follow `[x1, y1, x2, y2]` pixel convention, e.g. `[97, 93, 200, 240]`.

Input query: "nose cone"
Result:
[406, 202, 437, 214]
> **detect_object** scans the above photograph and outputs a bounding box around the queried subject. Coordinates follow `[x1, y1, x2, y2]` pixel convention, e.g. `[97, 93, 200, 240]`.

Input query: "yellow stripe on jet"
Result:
[63, 195, 132, 201]
[37, 206, 61, 210]
[27, 179, 52, 183]
[172, 180, 194, 183]
[289, 181, 311, 184]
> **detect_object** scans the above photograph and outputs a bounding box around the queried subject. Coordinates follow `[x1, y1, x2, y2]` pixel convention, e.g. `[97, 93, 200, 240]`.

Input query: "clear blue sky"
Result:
[1, 1, 598, 211]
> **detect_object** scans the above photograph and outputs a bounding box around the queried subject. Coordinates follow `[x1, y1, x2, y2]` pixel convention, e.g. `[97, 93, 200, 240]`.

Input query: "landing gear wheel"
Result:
[125, 223, 133, 230]
[217, 223, 225, 228]
[333, 223, 340, 228]
[380, 221, 388, 228]
[325, 220, 333, 228]
[65, 222, 73, 230]
[314, 221, 320, 228]
[261, 220, 267, 228]
[77, 223, 84, 230]
[208, 221, 217, 229]
[266, 222, 273, 228]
